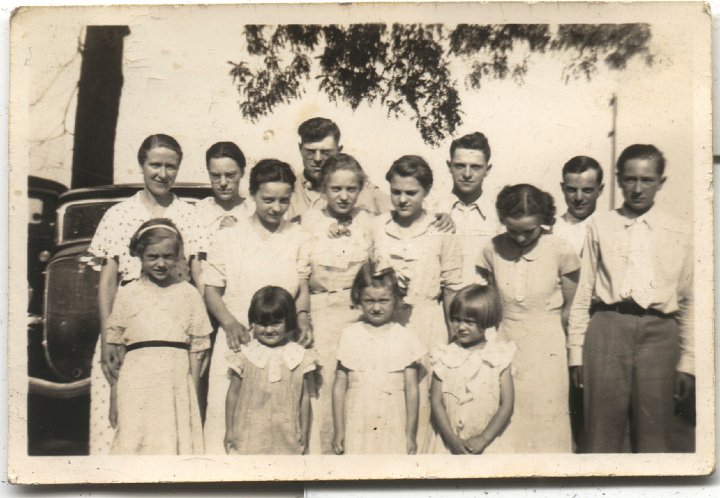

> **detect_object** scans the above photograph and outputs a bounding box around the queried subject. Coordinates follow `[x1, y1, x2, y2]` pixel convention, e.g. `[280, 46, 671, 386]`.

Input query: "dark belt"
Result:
[591, 300, 674, 319]
[126, 340, 189, 352]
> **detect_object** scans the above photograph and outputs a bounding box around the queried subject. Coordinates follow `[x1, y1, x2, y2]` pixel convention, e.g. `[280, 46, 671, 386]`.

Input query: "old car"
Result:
[27, 181, 211, 455]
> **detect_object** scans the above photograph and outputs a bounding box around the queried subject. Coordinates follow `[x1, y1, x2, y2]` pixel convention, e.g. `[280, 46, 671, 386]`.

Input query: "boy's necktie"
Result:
[620, 218, 655, 309]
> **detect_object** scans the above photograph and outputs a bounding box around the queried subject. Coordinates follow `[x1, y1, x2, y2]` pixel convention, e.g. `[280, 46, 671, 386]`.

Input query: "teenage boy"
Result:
[287, 117, 391, 220]
[567, 144, 694, 453]
[554, 156, 605, 255]
[435, 132, 497, 286]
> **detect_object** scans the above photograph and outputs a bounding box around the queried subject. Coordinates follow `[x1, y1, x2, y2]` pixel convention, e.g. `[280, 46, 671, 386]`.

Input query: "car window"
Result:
[28, 197, 44, 225]
[62, 202, 118, 242]
[60, 196, 200, 244]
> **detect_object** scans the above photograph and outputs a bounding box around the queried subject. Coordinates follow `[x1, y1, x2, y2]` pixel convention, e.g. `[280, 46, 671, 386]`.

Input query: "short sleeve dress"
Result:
[476, 232, 580, 453]
[425, 340, 516, 454]
[225, 340, 318, 455]
[336, 321, 427, 454]
[105, 277, 211, 455]
[201, 217, 310, 454]
[87, 191, 204, 455]
[298, 207, 374, 454]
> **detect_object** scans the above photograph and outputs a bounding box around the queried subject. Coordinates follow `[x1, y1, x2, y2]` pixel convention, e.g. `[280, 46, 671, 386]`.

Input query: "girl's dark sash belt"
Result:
[126, 341, 189, 352]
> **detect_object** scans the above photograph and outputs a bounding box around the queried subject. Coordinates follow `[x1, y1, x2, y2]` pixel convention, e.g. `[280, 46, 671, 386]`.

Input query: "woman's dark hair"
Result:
[350, 260, 402, 307]
[496, 183, 556, 226]
[137, 134, 183, 165]
[248, 159, 297, 195]
[384, 155, 433, 191]
[449, 284, 502, 330]
[248, 286, 299, 340]
[205, 141, 246, 174]
[616, 144, 665, 177]
[320, 153, 366, 190]
[129, 218, 183, 258]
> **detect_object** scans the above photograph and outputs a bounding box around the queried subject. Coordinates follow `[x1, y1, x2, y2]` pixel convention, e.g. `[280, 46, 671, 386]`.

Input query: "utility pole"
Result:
[608, 93, 618, 209]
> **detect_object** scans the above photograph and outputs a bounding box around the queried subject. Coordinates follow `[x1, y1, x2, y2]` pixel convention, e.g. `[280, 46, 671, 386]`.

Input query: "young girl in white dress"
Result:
[299, 153, 375, 454]
[372, 155, 464, 450]
[224, 286, 318, 455]
[332, 262, 426, 455]
[427, 284, 515, 454]
[106, 219, 211, 454]
[203, 159, 312, 454]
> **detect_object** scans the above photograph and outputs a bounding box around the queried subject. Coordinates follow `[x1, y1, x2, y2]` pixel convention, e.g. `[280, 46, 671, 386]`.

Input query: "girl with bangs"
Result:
[224, 286, 318, 455]
[427, 285, 515, 454]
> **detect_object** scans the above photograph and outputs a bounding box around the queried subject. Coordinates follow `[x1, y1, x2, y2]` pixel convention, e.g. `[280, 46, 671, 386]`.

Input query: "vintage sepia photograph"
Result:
[7, 1, 714, 483]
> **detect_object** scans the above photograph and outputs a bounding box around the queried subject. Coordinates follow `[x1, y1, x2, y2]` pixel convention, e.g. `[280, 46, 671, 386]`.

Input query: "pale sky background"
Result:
[22, 3, 707, 222]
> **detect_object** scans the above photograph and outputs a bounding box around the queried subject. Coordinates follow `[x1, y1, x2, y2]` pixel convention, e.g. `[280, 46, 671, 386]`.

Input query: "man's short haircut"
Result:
[562, 156, 604, 185]
[449, 132, 491, 161]
[616, 144, 666, 177]
[298, 117, 341, 144]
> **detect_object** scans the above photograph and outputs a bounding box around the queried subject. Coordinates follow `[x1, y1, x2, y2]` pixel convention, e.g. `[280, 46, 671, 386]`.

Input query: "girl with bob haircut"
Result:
[476, 183, 579, 453]
[427, 284, 516, 454]
[203, 158, 312, 454]
[224, 286, 318, 455]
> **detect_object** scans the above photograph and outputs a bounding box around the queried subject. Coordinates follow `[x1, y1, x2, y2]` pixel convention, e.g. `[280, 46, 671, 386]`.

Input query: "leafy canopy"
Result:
[229, 24, 652, 146]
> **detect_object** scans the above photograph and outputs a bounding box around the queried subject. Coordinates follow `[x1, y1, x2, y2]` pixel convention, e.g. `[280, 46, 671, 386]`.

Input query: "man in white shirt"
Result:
[567, 144, 694, 453]
[554, 156, 604, 255]
[553, 155, 604, 452]
[436, 132, 498, 286]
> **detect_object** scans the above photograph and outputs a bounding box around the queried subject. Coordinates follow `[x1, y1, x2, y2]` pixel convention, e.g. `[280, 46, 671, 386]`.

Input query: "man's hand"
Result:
[224, 319, 250, 351]
[570, 366, 583, 389]
[431, 213, 456, 233]
[674, 372, 695, 403]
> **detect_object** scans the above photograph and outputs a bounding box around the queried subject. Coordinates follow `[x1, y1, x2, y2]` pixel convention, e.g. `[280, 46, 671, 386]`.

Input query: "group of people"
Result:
[87, 117, 694, 456]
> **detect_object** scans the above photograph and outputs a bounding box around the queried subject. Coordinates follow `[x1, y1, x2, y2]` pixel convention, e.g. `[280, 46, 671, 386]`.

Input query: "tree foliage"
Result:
[229, 23, 652, 146]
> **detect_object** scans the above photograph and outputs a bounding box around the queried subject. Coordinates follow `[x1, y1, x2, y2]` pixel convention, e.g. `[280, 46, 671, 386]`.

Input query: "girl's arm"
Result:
[98, 258, 121, 384]
[332, 364, 349, 455]
[299, 373, 311, 454]
[190, 256, 204, 297]
[224, 373, 242, 454]
[188, 351, 204, 396]
[441, 287, 457, 342]
[466, 366, 515, 454]
[403, 365, 420, 455]
[560, 270, 579, 334]
[430, 373, 469, 454]
[205, 285, 249, 350]
[295, 279, 313, 347]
